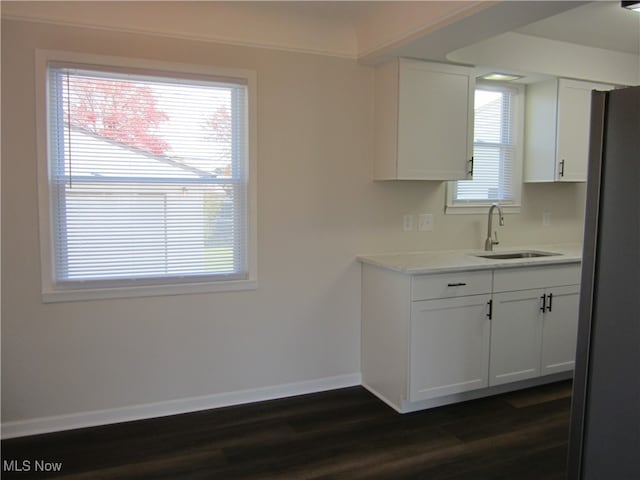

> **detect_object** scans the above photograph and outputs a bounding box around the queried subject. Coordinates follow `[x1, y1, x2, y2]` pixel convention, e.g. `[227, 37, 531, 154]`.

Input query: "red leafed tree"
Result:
[203, 106, 233, 178]
[203, 106, 232, 144]
[68, 77, 169, 155]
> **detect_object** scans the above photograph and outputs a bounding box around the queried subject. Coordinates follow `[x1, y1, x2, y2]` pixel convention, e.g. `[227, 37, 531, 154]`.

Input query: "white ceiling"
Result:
[251, 1, 640, 58]
[516, 1, 640, 55]
[251, 1, 640, 54]
[2, 1, 639, 59]
[368, 1, 589, 64]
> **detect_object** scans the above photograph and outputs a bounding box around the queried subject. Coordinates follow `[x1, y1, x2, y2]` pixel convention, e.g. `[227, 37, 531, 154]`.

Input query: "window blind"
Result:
[47, 65, 249, 288]
[453, 85, 516, 204]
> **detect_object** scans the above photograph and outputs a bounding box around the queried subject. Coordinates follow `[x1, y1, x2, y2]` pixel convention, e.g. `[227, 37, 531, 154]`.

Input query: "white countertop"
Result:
[357, 244, 582, 275]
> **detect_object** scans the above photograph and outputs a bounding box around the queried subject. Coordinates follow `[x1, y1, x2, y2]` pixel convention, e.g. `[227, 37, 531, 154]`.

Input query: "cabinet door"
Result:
[397, 60, 474, 180]
[490, 290, 545, 386]
[409, 294, 491, 401]
[556, 80, 614, 182]
[541, 285, 580, 374]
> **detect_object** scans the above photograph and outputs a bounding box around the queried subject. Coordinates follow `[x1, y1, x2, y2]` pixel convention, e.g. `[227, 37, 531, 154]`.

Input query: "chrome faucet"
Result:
[485, 203, 504, 251]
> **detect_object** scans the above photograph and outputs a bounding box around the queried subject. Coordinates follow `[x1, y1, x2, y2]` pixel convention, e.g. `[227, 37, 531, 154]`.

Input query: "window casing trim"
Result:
[36, 50, 257, 302]
[445, 81, 524, 215]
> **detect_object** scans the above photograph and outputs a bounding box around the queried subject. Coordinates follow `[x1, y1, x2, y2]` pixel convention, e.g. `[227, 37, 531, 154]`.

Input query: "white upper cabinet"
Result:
[374, 58, 475, 180]
[524, 78, 615, 182]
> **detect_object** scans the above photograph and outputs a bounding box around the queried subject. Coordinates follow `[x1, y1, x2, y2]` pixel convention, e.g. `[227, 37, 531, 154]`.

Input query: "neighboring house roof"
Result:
[65, 125, 217, 179]
[474, 97, 503, 144]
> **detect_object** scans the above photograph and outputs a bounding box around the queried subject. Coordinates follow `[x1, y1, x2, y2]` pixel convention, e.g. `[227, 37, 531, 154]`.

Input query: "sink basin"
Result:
[476, 250, 560, 260]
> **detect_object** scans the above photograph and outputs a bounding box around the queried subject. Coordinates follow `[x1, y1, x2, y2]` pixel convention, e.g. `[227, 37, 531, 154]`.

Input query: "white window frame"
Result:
[446, 82, 525, 215]
[36, 50, 257, 302]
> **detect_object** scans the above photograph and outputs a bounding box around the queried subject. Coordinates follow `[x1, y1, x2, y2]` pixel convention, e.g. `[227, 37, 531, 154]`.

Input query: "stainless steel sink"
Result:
[475, 250, 560, 260]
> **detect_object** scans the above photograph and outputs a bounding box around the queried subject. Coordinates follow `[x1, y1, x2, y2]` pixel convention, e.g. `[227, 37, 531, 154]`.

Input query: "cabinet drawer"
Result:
[493, 264, 580, 292]
[411, 270, 492, 301]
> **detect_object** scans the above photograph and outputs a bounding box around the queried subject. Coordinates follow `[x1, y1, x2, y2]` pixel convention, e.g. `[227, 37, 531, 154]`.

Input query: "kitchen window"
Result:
[446, 82, 524, 214]
[36, 51, 257, 301]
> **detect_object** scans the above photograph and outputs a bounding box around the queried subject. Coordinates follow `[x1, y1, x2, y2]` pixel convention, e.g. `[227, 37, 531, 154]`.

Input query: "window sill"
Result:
[42, 278, 258, 303]
[445, 204, 521, 215]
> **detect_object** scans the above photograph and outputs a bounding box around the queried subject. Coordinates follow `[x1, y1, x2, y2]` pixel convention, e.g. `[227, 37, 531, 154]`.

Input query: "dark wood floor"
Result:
[1, 381, 573, 480]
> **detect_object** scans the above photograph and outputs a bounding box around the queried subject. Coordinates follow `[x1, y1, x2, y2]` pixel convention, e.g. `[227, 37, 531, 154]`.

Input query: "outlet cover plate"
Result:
[403, 214, 414, 232]
[418, 213, 434, 232]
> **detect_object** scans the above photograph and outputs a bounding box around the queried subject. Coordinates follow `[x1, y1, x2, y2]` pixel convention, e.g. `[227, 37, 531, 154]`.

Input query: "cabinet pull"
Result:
[559, 159, 565, 177]
[547, 293, 553, 312]
[447, 282, 467, 287]
[468, 157, 474, 177]
[487, 299, 493, 320]
[540, 294, 546, 312]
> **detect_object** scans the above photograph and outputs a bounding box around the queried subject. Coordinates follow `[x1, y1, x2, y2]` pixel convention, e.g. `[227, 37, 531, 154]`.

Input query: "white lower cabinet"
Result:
[540, 285, 580, 375]
[410, 295, 491, 401]
[361, 262, 580, 413]
[490, 289, 545, 386]
[490, 266, 581, 386]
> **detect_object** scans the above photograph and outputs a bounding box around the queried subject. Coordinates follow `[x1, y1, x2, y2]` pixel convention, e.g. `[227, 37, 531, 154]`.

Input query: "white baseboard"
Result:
[1, 373, 362, 439]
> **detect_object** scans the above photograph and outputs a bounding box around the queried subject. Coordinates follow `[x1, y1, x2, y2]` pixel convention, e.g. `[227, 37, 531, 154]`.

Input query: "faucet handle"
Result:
[493, 231, 499, 246]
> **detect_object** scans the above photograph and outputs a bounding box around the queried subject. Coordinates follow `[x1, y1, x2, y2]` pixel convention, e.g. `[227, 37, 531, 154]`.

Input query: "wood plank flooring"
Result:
[1, 380, 573, 480]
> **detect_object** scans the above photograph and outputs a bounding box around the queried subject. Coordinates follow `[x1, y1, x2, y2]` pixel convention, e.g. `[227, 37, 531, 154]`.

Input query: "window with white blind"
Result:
[446, 82, 524, 213]
[37, 52, 256, 301]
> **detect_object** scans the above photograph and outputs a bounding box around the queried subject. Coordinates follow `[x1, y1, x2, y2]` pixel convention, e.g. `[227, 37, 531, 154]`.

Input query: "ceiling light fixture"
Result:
[478, 72, 523, 82]
[621, 1, 640, 12]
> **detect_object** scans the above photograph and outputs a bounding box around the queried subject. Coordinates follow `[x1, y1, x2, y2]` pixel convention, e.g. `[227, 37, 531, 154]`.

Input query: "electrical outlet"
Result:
[418, 213, 434, 232]
[542, 211, 551, 227]
[403, 214, 414, 232]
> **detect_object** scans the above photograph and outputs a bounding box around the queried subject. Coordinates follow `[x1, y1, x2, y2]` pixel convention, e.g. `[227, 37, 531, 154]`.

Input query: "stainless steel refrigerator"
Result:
[568, 86, 640, 479]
